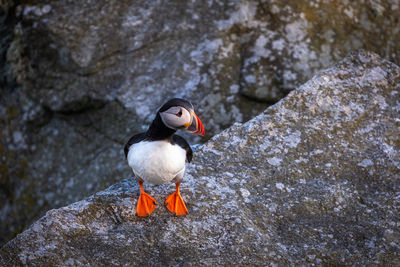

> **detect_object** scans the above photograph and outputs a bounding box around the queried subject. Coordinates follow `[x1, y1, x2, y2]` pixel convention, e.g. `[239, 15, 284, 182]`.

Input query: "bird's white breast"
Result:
[127, 141, 187, 185]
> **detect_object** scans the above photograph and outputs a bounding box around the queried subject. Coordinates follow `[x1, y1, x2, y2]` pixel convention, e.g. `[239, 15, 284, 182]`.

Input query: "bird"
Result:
[124, 98, 205, 217]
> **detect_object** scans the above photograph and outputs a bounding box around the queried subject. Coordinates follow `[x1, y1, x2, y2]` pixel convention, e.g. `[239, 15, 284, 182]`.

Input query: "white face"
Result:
[159, 106, 192, 130]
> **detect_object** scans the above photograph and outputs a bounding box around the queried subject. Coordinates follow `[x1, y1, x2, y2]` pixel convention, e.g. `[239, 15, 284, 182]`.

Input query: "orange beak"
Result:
[186, 111, 205, 136]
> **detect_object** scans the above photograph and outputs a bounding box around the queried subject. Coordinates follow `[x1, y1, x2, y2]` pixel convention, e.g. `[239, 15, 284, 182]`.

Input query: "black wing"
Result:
[173, 135, 193, 163]
[124, 132, 147, 158]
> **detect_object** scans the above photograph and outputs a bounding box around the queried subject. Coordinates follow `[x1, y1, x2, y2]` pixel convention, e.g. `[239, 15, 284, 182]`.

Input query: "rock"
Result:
[1, 50, 399, 265]
[236, 0, 400, 102]
[2, 0, 400, 245]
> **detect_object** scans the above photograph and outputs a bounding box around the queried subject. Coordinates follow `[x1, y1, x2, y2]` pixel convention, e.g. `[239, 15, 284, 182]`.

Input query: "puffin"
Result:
[124, 98, 205, 217]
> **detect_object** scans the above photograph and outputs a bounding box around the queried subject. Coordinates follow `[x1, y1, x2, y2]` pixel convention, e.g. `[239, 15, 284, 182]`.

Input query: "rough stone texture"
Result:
[1, 51, 399, 265]
[238, 0, 400, 102]
[2, 0, 400, 245]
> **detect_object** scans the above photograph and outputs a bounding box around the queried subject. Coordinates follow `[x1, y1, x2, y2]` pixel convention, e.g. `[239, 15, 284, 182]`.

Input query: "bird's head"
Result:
[158, 98, 205, 136]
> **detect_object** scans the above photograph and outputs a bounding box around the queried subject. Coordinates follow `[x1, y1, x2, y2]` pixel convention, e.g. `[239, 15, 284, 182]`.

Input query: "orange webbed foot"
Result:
[165, 183, 188, 216]
[136, 181, 157, 217]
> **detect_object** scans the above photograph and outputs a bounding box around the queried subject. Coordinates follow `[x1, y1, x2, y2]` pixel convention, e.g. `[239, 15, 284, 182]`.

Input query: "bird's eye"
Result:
[176, 109, 183, 117]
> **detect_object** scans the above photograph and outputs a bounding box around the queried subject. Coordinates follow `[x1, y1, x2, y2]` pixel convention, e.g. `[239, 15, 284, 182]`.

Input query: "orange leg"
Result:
[136, 181, 157, 217]
[165, 183, 188, 216]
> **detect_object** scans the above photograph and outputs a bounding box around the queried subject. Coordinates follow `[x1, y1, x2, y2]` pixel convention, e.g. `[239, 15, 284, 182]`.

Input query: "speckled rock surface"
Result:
[1, 51, 399, 265]
[2, 0, 400, 246]
[238, 0, 400, 102]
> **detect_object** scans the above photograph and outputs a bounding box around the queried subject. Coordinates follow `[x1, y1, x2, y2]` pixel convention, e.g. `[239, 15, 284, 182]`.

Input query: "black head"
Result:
[159, 98, 194, 113]
[146, 98, 205, 140]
